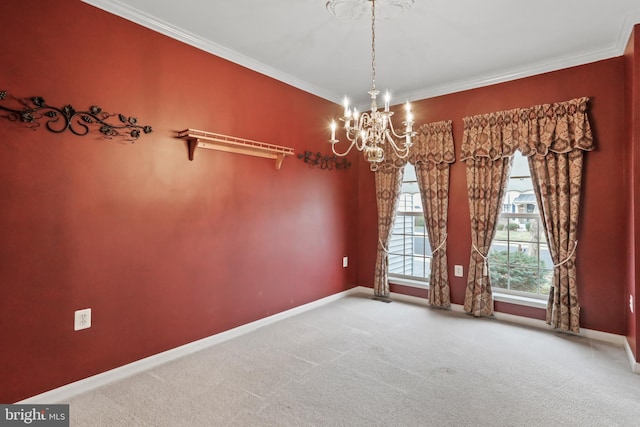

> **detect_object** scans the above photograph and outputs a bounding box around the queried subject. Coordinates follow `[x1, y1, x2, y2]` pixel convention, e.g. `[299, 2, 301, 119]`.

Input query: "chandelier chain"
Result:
[371, 0, 376, 90]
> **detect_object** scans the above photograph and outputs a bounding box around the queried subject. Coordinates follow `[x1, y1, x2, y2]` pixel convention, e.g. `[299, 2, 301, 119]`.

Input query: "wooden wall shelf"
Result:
[177, 129, 294, 170]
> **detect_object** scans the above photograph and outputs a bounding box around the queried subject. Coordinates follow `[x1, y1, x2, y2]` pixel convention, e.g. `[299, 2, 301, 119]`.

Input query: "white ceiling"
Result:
[83, 0, 640, 107]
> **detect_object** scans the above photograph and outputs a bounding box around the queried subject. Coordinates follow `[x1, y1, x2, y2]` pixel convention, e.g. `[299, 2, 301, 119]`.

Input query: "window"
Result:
[388, 164, 430, 282]
[489, 151, 552, 298]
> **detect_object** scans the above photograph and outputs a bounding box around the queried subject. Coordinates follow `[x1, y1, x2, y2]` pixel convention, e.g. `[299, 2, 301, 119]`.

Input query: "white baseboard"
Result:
[18, 286, 363, 404]
[624, 338, 640, 374]
[19, 285, 639, 403]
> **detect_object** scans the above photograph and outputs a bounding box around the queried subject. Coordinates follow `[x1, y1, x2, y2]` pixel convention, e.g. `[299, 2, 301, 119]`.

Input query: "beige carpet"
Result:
[66, 294, 640, 426]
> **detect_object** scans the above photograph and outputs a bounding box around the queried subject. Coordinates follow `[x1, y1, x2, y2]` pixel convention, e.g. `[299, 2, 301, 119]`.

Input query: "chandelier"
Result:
[328, 0, 415, 170]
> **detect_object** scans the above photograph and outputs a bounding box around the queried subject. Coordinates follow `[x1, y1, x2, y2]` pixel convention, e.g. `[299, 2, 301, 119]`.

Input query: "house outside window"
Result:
[489, 151, 553, 297]
[388, 165, 430, 282]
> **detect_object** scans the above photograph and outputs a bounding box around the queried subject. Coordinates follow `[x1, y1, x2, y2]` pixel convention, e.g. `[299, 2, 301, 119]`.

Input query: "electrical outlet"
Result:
[454, 265, 463, 277]
[343, 256, 348, 268]
[631, 295, 634, 314]
[74, 308, 91, 331]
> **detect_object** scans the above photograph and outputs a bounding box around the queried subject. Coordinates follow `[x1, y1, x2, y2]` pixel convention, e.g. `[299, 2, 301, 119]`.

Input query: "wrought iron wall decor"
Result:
[0, 90, 152, 142]
[297, 151, 351, 170]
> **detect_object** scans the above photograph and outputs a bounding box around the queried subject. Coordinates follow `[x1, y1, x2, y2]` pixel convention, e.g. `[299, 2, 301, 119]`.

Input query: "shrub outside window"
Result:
[489, 152, 552, 298]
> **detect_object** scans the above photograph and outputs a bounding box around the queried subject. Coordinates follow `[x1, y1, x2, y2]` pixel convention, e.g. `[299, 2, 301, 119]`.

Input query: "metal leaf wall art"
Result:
[297, 151, 351, 170]
[0, 90, 152, 142]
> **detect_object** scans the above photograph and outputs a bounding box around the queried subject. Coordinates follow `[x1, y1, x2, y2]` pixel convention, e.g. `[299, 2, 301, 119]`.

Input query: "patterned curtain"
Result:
[373, 142, 407, 296]
[519, 98, 594, 332]
[461, 98, 594, 324]
[460, 111, 521, 316]
[410, 121, 455, 307]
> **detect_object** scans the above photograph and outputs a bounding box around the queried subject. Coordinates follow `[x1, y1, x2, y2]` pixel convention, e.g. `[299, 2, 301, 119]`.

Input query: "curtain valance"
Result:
[410, 120, 455, 165]
[460, 97, 594, 161]
[375, 139, 411, 171]
[375, 119, 455, 170]
[519, 97, 594, 156]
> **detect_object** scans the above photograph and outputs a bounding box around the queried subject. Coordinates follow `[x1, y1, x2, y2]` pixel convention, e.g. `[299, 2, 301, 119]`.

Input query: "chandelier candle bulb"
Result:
[330, 120, 336, 141]
[384, 91, 390, 112]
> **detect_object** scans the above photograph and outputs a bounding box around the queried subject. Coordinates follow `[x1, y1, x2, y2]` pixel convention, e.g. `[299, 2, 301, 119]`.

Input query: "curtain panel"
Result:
[372, 131, 408, 296]
[461, 97, 593, 329]
[520, 98, 593, 332]
[372, 120, 454, 298]
[460, 112, 516, 316]
[373, 167, 404, 296]
[411, 120, 455, 307]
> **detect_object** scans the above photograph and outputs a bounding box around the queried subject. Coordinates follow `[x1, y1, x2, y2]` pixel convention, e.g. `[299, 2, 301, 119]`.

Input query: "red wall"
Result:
[625, 25, 640, 360]
[2, 2, 637, 404]
[357, 58, 629, 336]
[0, 1, 357, 402]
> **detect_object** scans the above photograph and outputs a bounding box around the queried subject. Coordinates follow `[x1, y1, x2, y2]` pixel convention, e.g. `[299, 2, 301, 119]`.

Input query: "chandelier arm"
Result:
[344, 126, 369, 152]
[351, 133, 368, 151]
[326, 0, 414, 168]
[386, 116, 412, 139]
[331, 139, 357, 157]
[384, 132, 411, 158]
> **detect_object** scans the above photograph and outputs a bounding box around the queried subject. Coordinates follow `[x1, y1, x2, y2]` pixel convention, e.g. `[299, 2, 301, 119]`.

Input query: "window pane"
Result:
[400, 176, 419, 198]
[412, 193, 423, 212]
[403, 164, 417, 181]
[489, 151, 550, 298]
[489, 245, 510, 291]
[507, 264, 540, 293]
[413, 215, 426, 236]
[389, 164, 430, 283]
[494, 217, 509, 241]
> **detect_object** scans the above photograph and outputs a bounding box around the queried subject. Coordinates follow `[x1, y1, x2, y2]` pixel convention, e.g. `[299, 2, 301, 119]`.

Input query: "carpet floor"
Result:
[66, 294, 640, 426]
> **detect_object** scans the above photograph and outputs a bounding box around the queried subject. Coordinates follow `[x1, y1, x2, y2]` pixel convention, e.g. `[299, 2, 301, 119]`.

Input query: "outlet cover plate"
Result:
[74, 308, 91, 331]
[343, 256, 348, 268]
[454, 265, 463, 277]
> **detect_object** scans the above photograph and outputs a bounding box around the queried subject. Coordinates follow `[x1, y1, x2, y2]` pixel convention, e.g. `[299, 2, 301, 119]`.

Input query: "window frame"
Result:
[388, 165, 431, 287]
[490, 212, 550, 300]
[489, 151, 551, 301]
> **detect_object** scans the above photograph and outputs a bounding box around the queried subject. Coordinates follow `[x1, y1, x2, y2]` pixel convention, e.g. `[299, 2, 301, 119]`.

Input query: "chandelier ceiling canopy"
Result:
[326, 0, 415, 20]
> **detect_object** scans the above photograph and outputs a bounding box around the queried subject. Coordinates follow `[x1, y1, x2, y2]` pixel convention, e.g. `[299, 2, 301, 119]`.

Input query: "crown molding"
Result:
[398, 15, 640, 103]
[81, 0, 343, 104]
[82, 1, 640, 106]
[616, 9, 640, 53]
[394, 9, 640, 103]
[396, 46, 619, 103]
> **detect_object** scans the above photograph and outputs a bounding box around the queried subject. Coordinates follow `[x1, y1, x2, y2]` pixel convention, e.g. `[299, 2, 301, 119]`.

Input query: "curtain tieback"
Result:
[378, 238, 389, 253]
[472, 245, 489, 276]
[432, 234, 448, 254]
[553, 240, 578, 268]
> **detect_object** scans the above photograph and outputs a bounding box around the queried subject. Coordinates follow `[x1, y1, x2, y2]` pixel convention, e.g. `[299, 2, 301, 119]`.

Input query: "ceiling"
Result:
[83, 0, 640, 107]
